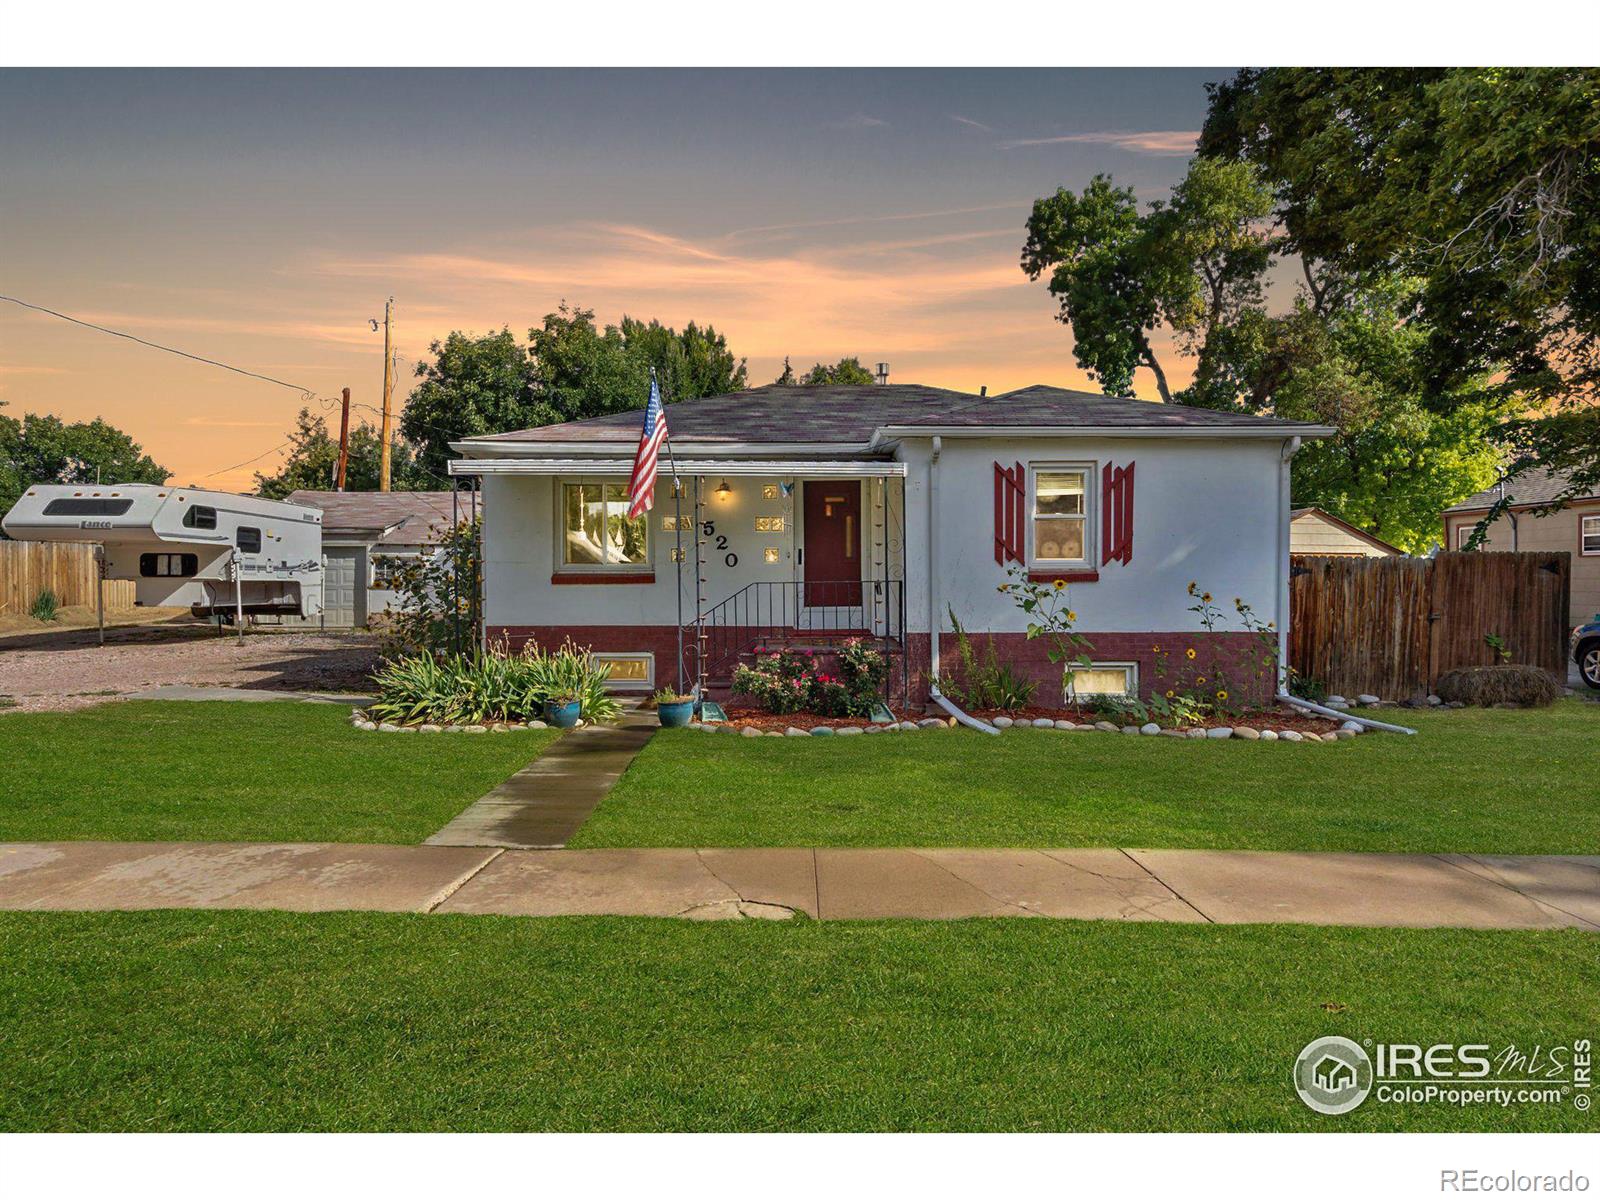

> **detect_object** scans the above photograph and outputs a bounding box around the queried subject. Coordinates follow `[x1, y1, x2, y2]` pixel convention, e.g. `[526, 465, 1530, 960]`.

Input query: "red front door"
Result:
[803, 481, 862, 608]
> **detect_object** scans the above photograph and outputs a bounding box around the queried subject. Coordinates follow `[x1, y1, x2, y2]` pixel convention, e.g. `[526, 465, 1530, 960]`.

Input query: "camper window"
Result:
[41, 497, 134, 517]
[183, 505, 217, 530]
[236, 526, 262, 553]
[140, 553, 198, 578]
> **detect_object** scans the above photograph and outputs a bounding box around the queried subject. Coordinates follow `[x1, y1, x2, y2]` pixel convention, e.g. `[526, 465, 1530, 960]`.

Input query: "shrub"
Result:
[1435, 664, 1562, 708]
[732, 638, 890, 718]
[29, 589, 59, 622]
[380, 519, 481, 656]
[368, 640, 620, 726]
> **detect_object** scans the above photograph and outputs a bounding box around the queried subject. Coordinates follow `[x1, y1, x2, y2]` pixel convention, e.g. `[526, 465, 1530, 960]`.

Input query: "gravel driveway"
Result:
[0, 624, 383, 713]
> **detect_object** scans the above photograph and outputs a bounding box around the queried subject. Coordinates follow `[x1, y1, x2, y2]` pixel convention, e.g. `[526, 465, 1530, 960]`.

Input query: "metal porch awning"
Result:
[448, 458, 907, 478]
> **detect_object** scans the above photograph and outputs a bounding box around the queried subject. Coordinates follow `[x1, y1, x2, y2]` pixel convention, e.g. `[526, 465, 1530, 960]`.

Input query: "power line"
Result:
[197, 439, 298, 480]
[0, 293, 320, 396]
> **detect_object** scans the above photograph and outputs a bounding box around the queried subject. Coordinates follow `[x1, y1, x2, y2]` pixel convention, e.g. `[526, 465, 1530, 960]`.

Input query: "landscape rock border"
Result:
[348, 708, 553, 734]
[683, 713, 1367, 743]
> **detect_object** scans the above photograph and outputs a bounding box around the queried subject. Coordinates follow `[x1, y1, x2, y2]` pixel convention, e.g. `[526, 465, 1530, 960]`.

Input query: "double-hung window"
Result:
[1582, 515, 1600, 556]
[1030, 464, 1093, 568]
[560, 482, 648, 569]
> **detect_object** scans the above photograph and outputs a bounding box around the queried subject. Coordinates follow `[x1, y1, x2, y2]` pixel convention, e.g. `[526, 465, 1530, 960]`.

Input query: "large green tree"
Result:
[1021, 160, 1276, 403]
[0, 404, 169, 523]
[255, 408, 429, 499]
[401, 307, 749, 472]
[799, 357, 876, 386]
[401, 328, 536, 481]
[1200, 67, 1600, 499]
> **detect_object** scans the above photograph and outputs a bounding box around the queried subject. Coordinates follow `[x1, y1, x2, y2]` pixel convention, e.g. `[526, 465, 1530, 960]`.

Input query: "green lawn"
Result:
[0, 911, 1592, 1132]
[573, 700, 1600, 853]
[0, 701, 558, 844]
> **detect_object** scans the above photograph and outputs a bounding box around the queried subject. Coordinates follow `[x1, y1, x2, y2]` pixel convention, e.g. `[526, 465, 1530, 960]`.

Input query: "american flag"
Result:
[626, 375, 669, 518]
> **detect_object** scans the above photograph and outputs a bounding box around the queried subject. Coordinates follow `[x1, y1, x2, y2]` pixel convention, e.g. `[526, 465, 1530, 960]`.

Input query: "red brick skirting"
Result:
[486, 624, 1277, 706]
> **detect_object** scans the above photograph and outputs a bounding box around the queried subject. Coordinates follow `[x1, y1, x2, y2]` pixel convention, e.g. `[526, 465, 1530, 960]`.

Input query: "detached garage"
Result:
[284, 490, 474, 629]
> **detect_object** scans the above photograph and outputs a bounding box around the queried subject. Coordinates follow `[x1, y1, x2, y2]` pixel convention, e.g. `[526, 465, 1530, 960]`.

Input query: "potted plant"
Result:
[654, 687, 695, 728]
[545, 692, 582, 729]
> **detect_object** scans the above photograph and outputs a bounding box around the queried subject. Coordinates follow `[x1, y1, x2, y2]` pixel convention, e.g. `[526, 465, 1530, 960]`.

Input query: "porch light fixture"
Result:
[715, 479, 732, 501]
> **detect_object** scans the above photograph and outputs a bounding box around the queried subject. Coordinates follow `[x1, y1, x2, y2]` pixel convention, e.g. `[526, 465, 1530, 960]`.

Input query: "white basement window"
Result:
[1030, 464, 1094, 567]
[1067, 662, 1137, 701]
[561, 482, 648, 569]
[1583, 515, 1600, 556]
[591, 652, 654, 691]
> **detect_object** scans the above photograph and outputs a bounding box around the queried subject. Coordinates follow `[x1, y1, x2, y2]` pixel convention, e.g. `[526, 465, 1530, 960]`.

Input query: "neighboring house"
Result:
[1442, 468, 1600, 624]
[448, 384, 1332, 703]
[284, 490, 474, 628]
[1289, 507, 1402, 557]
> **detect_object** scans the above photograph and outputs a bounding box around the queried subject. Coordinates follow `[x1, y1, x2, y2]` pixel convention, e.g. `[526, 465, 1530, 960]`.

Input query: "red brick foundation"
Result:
[487, 624, 1278, 707]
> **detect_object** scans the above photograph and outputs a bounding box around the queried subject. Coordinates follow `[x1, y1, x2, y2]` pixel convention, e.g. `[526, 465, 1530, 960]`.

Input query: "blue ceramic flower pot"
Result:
[657, 699, 694, 728]
[546, 700, 581, 729]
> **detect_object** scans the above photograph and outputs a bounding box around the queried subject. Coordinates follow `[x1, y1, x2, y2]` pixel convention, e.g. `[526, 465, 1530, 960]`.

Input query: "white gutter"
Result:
[451, 439, 875, 459]
[1279, 694, 1417, 735]
[448, 458, 907, 478]
[872, 423, 1338, 442]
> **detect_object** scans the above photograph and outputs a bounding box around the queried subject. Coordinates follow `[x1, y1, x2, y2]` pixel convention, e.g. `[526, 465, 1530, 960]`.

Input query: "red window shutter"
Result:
[1101, 461, 1134, 566]
[993, 460, 1025, 565]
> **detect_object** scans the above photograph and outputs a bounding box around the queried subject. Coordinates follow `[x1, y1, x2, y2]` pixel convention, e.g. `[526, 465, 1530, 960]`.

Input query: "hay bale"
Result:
[1434, 664, 1562, 708]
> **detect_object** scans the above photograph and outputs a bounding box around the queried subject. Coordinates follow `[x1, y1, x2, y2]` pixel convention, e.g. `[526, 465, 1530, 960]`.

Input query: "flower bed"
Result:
[966, 702, 1341, 735]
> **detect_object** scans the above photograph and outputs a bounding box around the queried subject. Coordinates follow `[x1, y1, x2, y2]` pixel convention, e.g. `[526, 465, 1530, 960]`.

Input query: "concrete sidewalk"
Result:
[1, 842, 1596, 929]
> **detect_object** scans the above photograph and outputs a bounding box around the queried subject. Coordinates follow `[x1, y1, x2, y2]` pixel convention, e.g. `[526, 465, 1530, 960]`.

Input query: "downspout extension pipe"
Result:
[930, 684, 1001, 735]
[1277, 693, 1417, 735]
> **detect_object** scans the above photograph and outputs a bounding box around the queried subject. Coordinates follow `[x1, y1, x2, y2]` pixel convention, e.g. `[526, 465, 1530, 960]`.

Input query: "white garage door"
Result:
[321, 547, 365, 628]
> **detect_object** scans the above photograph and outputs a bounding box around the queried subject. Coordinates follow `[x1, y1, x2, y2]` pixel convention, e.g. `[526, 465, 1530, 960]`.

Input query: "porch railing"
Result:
[686, 577, 906, 686]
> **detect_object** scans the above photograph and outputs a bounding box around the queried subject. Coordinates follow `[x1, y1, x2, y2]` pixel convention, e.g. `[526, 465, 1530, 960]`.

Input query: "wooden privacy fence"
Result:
[0, 540, 135, 613]
[1290, 551, 1571, 699]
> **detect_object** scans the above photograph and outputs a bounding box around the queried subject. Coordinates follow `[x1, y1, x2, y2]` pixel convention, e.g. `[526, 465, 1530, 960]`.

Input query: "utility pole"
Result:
[335, 386, 351, 491]
[378, 296, 394, 492]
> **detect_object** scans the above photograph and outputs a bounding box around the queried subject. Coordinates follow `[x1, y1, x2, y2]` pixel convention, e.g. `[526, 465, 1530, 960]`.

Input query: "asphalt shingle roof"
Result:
[467, 383, 1325, 447]
[1443, 467, 1597, 512]
[284, 490, 467, 544]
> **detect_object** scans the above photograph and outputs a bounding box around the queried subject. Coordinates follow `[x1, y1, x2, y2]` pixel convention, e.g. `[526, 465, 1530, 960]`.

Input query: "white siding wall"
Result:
[481, 435, 1289, 638]
[898, 435, 1287, 636]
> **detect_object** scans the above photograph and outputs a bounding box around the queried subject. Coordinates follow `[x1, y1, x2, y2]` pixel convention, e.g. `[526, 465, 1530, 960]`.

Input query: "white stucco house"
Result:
[449, 383, 1331, 705]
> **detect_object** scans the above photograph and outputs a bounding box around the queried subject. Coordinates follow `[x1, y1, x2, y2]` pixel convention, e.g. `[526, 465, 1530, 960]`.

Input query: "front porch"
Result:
[453, 456, 910, 704]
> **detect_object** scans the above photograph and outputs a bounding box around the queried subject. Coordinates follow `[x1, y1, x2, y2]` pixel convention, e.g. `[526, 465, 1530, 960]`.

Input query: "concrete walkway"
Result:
[1, 843, 1596, 929]
[425, 710, 657, 849]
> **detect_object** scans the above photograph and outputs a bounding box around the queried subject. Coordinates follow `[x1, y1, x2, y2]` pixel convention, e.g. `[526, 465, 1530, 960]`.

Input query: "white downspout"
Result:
[923, 434, 1000, 735]
[1277, 436, 1302, 689]
[927, 436, 943, 685]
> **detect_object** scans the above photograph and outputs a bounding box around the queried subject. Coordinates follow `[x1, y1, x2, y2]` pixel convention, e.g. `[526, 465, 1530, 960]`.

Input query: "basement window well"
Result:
[1066, 663, 1136, 701]
[591, 652, 654, 691]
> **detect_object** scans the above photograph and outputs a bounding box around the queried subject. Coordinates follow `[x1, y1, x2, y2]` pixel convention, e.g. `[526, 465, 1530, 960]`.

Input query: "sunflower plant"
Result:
[997, 565, 1095, 700]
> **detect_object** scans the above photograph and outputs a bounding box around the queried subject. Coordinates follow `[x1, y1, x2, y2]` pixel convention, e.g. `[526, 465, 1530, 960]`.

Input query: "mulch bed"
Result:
[716, 706, 910, 732]
[707, 701, 1340, 734]
[966, 703, 1342, 734]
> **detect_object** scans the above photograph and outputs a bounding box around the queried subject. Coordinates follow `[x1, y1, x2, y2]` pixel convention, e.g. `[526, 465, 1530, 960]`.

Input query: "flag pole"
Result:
[656, 367, 687, 695]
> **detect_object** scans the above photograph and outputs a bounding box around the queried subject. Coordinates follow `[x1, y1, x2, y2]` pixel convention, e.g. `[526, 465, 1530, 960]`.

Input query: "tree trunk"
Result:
[1143, 345, 1175, 404]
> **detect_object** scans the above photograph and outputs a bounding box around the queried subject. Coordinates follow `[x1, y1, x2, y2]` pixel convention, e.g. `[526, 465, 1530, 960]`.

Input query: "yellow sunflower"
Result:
[1201, 591, 1213, 603]
[1186, 581, 1197, 595]
[1052, 579, 1066, 591]
[1165, 689, 1175, 698]
[1196, 675, 1206, 684]
[1185, 647, 1197, 660]
[1215, 689, 1228, 701]
[1066, 610, 1077, 622]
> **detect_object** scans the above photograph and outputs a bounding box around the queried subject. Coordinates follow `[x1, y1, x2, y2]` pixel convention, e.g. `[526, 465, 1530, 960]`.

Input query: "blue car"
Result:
[1574, 619, 1600, 691]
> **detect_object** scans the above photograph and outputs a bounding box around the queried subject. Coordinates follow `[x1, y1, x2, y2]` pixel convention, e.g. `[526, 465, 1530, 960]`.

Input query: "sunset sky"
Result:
[0, 68, 1229, 491]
